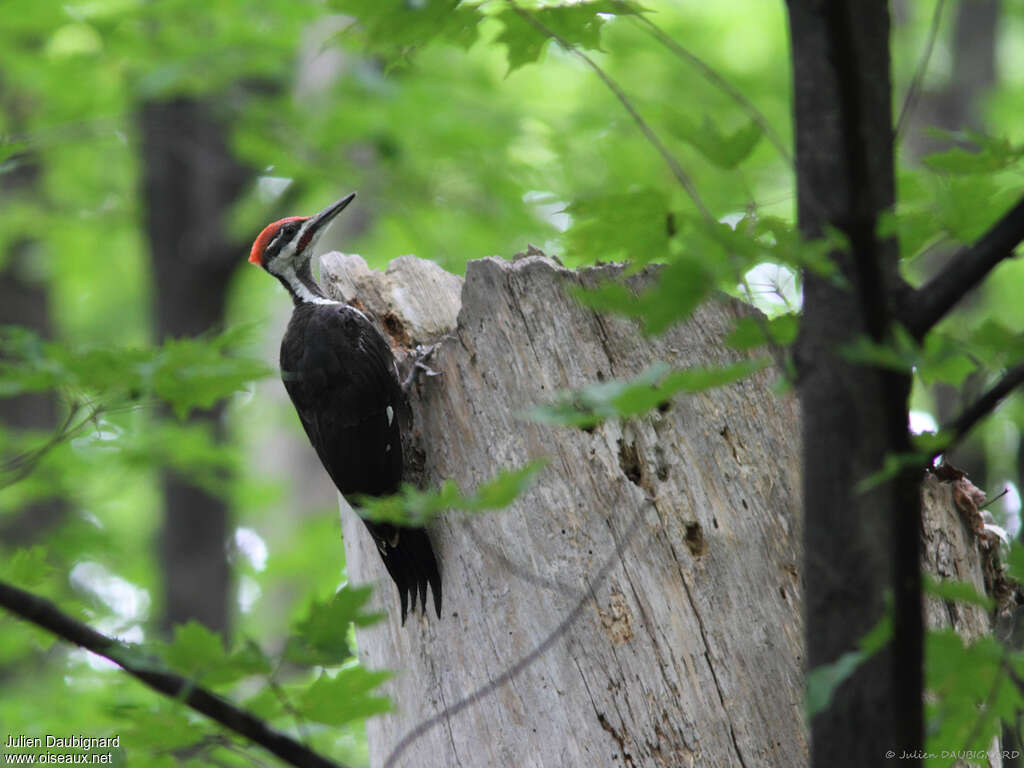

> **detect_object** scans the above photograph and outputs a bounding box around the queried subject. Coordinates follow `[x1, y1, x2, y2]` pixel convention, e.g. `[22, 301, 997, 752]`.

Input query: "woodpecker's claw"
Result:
[402, 343, 442, 393]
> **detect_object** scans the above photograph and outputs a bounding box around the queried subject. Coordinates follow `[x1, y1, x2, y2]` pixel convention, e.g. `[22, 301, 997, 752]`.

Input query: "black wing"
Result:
[281, 304, 441, 621]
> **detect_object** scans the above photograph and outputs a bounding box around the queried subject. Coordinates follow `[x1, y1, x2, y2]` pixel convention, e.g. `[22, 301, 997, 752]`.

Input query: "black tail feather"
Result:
[363, 522, 442, 624]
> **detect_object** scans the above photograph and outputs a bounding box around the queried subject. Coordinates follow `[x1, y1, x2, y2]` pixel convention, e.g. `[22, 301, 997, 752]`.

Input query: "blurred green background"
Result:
[1, 1, 1023, 765]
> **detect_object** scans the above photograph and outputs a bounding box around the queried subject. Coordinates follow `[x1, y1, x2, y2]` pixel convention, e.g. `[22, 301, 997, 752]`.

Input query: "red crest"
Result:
[248, 216, 305, 266]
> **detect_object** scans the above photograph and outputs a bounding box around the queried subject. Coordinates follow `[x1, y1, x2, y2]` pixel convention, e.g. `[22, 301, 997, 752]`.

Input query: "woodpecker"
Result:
[248, 192, 441, 622]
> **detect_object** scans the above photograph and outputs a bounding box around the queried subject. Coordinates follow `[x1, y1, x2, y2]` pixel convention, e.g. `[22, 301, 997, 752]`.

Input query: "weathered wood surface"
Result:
[323, 251, 805, 768]
[318, 251, 998, 768]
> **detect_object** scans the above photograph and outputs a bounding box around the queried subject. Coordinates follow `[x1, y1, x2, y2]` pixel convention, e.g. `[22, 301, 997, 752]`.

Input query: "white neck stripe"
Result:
[280, 263, 337, 305]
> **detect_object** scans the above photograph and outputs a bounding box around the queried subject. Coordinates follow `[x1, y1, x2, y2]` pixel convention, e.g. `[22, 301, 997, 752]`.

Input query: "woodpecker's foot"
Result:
[401, 343, 441, 394]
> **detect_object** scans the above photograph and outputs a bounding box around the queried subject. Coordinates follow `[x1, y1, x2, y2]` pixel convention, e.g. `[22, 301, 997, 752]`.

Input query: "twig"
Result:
[895, 0, 946, 141]
[1, 403, 103, 489]
[268, 676, 312, 746]
[633, 15, 792, 165]
[902, 194, 1024, 339]
[942, 361, 1024, 449]
[508, 2, 712, 222]
[0, 580, 344, 768]
[979, 487, 1009, 511]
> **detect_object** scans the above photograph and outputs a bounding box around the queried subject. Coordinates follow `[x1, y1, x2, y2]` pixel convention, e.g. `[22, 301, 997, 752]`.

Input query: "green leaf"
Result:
[843, 326, 976, 387]
[923, 574, 994, 610]
[932, 175, 1015, 245]
[1006, 546, 1024, 584]
[855, 450, 930, 493]
[666, 114, 762, 169]
[564, 188, 671, 266]
[529, 359, 768, 429]
[725, 314, 799, 350]
[806, 650, 864, 719]
[121, 703, 201, 752]
[806, 613, 891, 718]
[927, 631, 1012, 756]
[297, 667, 392, 726]
[966, 320, 1024, 370]
[923, 130, 1024, 175]
[354, 461, 548, 526]
[286, 586, 382, 667]
[463, 460, 548, 510]
[748, 216, 838, 276]
[572, 250, 718, 334]
[163, 621, 228, 680]
[495, 1, 644, 73]
[917, 331, 977, 387]
[163, 622, 269, 687]
[151, 334, 272, 419]
[332, 0, 484, 65]
[1, 547, 54, 588]
[877, 207, 942, 262]
[0, 326, 271, 417]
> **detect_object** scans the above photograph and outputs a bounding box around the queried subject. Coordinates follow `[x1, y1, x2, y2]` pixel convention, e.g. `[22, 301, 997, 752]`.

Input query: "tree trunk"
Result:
[325, 252, 806, 768]
[786, 2, 923, 764]
[138, 97, 250, 636]
[0, 117, 67, 545]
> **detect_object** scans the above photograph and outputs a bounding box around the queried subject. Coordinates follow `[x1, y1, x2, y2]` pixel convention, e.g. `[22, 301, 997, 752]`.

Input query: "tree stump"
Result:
[319, 251, 999, 768]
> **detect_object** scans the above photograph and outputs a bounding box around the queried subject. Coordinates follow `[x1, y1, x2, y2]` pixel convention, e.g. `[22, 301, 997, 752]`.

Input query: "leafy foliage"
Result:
[0, 326, 271, 419]
[285, 586, 381, 667]
[354, 461, 548, 526]
[666, 115, 763, 170]
[3, 0, 1024, 763]
[494, 1, 646, 73]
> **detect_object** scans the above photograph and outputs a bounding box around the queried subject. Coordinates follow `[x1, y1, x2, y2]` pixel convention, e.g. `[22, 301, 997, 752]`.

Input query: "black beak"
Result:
[304, 192, 356, 239]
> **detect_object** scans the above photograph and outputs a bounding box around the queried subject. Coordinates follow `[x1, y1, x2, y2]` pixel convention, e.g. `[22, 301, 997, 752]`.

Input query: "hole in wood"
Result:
[617, 438, 643, 486]
[684, 522, 707, 556]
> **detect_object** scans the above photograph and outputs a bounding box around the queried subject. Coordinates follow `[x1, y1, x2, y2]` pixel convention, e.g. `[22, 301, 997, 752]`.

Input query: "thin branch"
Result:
[942, 361, 1024, 449]
[1, 402, 103, 489]
[633, 15, 792, 165]
[0, 581, 344, 768]
[979, 487, 1009, 511]
[896, 0, 946, 141]
[902, 194, 1024, 339]
[508, 2, 712, 222]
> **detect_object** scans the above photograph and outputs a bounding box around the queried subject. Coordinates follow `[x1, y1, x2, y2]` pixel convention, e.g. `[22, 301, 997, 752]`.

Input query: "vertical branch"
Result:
[786, 1, 920, 765]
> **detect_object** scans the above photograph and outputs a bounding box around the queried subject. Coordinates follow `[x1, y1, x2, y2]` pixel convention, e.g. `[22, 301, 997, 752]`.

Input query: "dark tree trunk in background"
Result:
[139, 98, 250, 636]
[0, 82, 68, 545]
[0, 243, 66, 546]
[787, 2, 922, 765]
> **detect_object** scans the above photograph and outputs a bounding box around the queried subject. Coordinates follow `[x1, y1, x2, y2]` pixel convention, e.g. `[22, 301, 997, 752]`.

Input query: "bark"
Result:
[325, 251, 806, 768]
[138, 97, 250, 636]
[921, 473, 1003, 768]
